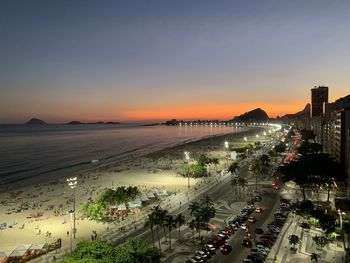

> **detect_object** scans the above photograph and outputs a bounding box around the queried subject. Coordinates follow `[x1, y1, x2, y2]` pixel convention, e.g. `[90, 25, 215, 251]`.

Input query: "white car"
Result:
[256, 244, 270, 252]
[241, 223, 248, 230]
[255, 247, 268, 255]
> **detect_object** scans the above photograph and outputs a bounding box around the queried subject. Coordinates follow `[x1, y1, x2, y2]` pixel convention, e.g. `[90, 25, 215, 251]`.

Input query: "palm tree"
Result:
[310, 253, 321, 262]
[237, 176, 248, 194]
[151, 205, 166, 251]
[252, 155, 270, 190]
[175, 213, 186, 241]
[165, 215, 177, 249]
[231, 177, 239, 196]
[189, 201, 200, 216]
[288, 234, 300, 251]
[188, 219, 196, 243]
[228, 162, 239, 176]
[313, 235, 329, 250]
[201, 195, 213, 208]
[145, 213, 156, 247]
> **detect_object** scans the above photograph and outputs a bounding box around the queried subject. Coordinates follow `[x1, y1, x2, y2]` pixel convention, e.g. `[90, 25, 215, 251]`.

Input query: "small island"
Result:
[26, 118, 47, 125]
[66, 121, 121, 125]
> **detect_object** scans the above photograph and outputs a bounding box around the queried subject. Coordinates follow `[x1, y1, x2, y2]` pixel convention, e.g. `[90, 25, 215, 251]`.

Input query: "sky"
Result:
[0, 0, 350, 123]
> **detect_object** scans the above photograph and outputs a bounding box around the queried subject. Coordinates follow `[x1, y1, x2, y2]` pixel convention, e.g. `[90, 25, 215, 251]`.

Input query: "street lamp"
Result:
[68, 209, 74, 253]
[224, 141, 229, 167]
[184, 152, 190, 188]
[67, 177, 77, 239]
[244, 137, 247, 142]
[263, 132, 266, 136]
[338, 209, 345, 229]
[256, 134, 259, 138]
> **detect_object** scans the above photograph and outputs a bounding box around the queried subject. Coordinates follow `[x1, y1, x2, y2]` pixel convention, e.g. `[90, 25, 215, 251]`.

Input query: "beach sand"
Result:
[0, 126, 266, 252]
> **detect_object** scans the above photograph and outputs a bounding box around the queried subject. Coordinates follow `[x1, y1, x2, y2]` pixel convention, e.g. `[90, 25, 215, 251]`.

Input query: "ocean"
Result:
[0, 124, 248, 188]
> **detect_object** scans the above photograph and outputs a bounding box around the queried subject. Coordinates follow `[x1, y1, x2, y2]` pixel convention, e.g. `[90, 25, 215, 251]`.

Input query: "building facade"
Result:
[311, 86, 329, 117]
[296, 88, 350, 188]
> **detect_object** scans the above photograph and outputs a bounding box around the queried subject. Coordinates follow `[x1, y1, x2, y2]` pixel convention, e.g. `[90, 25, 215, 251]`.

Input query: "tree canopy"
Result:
[279, 153, 345, 201]
[60, 238, 161, 263]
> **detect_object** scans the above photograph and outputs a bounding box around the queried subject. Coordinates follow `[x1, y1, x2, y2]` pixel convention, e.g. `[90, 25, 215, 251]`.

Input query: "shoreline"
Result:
[0, 126, 267, 253]
[0, 126, 255, 191]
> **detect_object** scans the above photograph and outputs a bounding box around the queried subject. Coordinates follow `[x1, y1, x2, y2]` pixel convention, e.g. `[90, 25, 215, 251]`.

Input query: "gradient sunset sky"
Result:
[1, 0, 350, 123]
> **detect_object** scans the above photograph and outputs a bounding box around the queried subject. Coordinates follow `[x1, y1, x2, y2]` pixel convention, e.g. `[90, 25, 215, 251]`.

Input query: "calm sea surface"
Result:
[0, 124, 248, 188]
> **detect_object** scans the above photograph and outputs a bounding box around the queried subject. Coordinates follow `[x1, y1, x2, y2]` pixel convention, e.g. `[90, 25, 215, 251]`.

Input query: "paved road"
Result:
[116, 164, 250, 247]
[210, 188, 280, 263]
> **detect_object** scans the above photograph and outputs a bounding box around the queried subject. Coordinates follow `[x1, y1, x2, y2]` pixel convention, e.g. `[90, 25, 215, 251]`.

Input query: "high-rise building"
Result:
[311, 86, 328, 117]
[297, 89, 350, 191]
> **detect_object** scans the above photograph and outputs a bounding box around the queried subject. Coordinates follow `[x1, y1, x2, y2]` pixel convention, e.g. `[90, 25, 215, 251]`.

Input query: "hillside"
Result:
[232, 108, 269, 122]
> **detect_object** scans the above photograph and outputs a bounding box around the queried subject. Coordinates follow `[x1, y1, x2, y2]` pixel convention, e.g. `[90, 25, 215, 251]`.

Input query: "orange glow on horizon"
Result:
[119, 101, 308, 122]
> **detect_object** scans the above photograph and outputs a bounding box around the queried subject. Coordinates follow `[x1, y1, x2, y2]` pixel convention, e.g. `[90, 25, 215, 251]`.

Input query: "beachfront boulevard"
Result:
[0, 124, 281, 263]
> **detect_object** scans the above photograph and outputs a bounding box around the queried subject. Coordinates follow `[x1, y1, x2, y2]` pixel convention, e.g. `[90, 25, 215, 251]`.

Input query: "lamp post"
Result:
[68, 209, 74, 253]
[67, 177, 77, 239]
[244, 136, 247, 143]
[338, 209, 345, 229]
[184, 152, 190, 188]
[224, 141, 229, 168]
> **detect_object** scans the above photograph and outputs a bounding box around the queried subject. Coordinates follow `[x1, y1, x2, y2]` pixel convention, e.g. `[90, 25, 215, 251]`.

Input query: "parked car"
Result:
[217, 233, 229, 240]
[241, 238, 252, 247]
[248, 216, 256, 223]
[255, 207, 263, 213]
[247, 253, 264, 261]
[254, 195, 262, 202]
[203, 244, 216, 254]
[241, 223, 248, 229]
[191, 256, 204, 263]
[256, 244, 270, 252]
[196, 251, 210, 260]
[260, 238, 274, 247]
[251, 248, 267, 256]
[220, 243, 232, 255]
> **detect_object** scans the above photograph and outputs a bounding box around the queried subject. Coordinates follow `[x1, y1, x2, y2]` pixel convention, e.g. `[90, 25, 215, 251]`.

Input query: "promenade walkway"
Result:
[267, 214, 345, 263]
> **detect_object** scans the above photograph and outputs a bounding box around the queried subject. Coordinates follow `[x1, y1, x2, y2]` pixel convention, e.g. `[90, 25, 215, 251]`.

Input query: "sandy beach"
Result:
[0, 126, 266, 253]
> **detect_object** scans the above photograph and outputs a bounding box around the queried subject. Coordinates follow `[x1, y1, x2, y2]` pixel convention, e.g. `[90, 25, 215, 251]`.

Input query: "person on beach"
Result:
[66, 231, 69, 237]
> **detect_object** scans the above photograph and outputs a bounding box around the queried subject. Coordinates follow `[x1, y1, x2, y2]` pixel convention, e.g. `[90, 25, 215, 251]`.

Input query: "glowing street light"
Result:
[184, 152, 190, 188]
[263, 132, 267, 136]
[338, 209, 346, 228]
[224, 141, 229, 167]
[256, 134, 259, 138]
[244, 137, 247, 142]
[67, 177, 77, 240]
[184, 151, 190, 163]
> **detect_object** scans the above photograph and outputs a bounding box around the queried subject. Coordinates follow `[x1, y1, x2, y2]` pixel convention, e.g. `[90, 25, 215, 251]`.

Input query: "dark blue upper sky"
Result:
[1, 0, 349, 122]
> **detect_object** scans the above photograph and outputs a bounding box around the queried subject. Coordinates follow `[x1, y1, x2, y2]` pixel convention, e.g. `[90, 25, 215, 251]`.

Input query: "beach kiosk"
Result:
[8, 245, 31, 262]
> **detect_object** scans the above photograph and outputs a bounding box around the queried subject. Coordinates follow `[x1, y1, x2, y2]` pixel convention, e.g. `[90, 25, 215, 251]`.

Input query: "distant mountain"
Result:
[26, 118, 47, 125]
[232, 108, 269, 122]
[280, 103, 310, 121]
[67, 121, 121, 125]
[67, 121, 83, 125]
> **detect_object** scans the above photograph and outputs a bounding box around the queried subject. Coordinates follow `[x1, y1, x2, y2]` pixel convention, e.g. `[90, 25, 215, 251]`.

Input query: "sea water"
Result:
[0, 124, 248, 188]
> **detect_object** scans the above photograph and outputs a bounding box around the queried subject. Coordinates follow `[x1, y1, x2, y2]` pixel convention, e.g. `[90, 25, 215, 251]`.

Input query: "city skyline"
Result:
[1, 0, 350, 123]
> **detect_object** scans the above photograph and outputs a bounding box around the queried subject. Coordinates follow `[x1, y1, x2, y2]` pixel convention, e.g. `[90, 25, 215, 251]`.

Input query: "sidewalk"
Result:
[267, 215, 345, 263]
